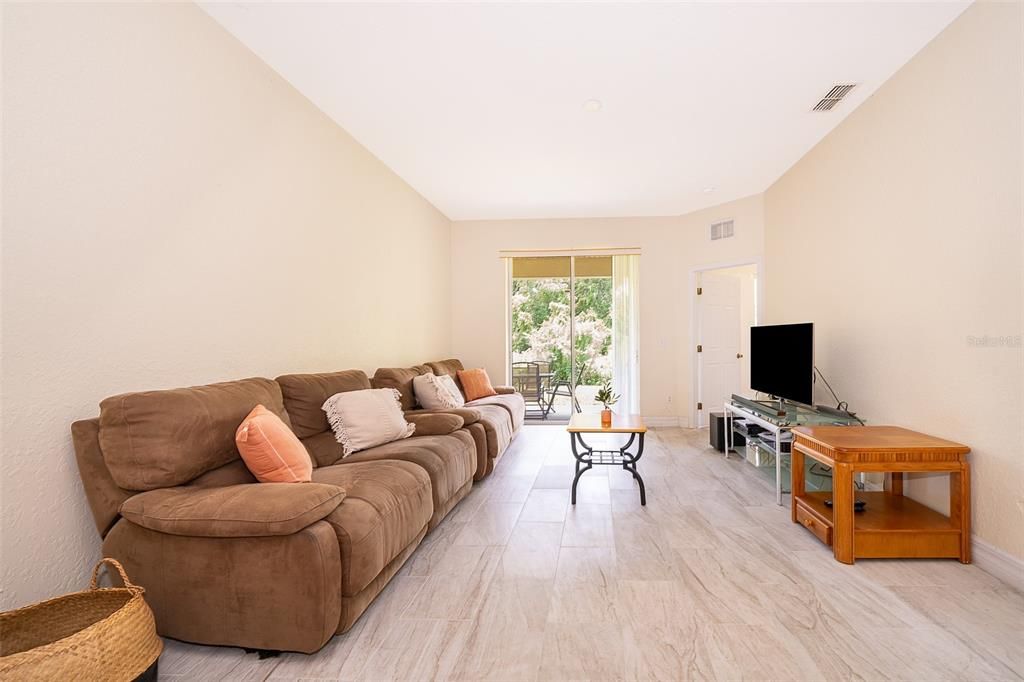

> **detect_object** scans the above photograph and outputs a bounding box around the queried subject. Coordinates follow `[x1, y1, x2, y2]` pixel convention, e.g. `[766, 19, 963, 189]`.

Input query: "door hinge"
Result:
[697, 287, 702, 295]
[696, 344, 702, 353]
[697, 402, 703, 410]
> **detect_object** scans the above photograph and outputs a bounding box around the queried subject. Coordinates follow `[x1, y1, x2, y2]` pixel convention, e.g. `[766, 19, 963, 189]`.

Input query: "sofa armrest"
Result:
[405, 407, 482, 426]
[494, 385, 518, 395]
[405, 412, 464, 436]
[119, 483, 345, 538]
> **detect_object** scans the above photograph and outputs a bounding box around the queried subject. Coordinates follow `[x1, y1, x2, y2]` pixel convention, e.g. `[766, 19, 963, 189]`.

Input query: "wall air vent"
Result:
[710, 219, 734, 241]
[812, 83, 857, 111]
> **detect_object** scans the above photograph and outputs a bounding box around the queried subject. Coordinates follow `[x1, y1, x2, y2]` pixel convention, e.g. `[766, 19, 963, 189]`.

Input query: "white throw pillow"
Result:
[436, 374, 466, 408]
[413, 373, 461, 409]
[322, 388, 415, 456]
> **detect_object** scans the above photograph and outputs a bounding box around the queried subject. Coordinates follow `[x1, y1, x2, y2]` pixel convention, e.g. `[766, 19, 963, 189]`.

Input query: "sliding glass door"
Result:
[509, 254, 637, 420]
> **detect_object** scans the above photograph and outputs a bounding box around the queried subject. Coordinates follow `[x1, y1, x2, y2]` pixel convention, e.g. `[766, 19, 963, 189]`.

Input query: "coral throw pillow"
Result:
[235, 405, 313, 483]
[457, 368, 498, 402]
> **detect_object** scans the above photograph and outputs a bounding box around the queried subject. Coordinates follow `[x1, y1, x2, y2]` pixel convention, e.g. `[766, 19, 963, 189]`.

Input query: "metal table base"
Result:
[570, 431, 647, 505]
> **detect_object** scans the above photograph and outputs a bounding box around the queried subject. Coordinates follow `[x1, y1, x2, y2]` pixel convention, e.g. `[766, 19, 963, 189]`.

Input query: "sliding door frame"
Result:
[504, 247, 640, 402]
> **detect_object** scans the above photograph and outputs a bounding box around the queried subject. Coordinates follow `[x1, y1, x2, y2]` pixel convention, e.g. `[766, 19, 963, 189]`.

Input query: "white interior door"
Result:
[697, 272, 742, 427]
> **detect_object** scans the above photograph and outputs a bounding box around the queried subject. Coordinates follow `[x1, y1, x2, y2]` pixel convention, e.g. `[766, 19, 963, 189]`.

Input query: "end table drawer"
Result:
[796, 503, 832, 547]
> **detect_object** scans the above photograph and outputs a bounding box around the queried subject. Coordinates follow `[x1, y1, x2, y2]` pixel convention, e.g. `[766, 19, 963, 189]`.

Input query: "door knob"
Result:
[736, 353, 744, 359]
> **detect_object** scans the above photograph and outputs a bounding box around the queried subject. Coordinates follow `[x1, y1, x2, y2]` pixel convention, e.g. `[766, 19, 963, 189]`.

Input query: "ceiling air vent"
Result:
[812, 83, 857, 112]
[710, 219, 734, 241]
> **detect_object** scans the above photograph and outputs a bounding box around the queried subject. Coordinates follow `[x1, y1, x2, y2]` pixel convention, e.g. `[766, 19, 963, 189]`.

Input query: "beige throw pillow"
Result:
[322, 388, 415, 456]
[436, 374, 466, 408]
[413, 373, 462, 409]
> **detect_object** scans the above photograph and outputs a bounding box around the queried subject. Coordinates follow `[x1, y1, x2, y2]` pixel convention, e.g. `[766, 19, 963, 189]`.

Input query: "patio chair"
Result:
[512, 361, 551, 419]
[546, 361, 587, 415]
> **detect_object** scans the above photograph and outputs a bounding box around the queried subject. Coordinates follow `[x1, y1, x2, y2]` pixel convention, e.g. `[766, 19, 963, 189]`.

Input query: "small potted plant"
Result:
[594, 382, 619, 428]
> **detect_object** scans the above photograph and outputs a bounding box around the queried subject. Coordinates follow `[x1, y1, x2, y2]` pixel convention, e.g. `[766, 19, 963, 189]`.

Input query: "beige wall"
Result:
[451, 195, 764, 423]
[1, 3, 452, 607]
[764, 2, 1023, 558]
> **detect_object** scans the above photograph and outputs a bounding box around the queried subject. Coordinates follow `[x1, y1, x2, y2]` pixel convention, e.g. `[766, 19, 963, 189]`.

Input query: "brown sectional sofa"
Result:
[71, 359, 525, 655]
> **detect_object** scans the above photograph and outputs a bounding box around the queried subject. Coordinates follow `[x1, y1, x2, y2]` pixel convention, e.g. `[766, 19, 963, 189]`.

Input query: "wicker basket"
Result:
[0, 558, 163, 681]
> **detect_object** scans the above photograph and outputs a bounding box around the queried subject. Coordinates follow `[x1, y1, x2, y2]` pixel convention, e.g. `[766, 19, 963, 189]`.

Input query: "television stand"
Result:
[723, 396, 863, 505]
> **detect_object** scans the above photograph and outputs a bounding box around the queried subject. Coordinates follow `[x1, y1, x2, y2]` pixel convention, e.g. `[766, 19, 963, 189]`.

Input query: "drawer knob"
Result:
[803, 519, 814, 528]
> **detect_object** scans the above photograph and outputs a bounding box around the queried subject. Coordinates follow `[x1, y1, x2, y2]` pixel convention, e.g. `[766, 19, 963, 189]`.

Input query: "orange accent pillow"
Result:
[235, 405, 313, 483]
[457, 368, 498, 402]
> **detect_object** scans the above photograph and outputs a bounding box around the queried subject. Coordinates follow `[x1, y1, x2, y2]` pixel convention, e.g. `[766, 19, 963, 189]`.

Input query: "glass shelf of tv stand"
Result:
[729, 397, 863, 428]
[725, 397, 862, 505]
[742, 438, 833, 495]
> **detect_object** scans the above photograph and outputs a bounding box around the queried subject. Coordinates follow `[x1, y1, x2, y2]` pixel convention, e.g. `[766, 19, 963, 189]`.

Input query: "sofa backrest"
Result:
[371, 365, 432, 411]
[97, 377, 289, 491]
[276, 370, 373, 468]
[424, 358, 467, 398]
[72, 418, 133, 537]
[275, 370, 372, 440]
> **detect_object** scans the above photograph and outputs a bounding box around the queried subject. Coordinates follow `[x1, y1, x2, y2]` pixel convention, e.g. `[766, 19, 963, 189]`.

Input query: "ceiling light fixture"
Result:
[582, 99, 603, 113]
[703, 187, 715, 194]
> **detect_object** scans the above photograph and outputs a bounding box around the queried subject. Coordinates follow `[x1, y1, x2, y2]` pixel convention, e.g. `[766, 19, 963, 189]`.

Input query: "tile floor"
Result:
[160, 426, 1024, 681]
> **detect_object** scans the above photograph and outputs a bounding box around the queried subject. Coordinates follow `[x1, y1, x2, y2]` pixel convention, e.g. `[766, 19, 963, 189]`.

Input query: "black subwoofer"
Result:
[709, 412, 744, 452]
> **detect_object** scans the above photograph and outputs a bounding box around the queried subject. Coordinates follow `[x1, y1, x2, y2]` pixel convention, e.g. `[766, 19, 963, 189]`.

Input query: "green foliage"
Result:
[594, 382, 619, 408]
[511, 276, 613, 386]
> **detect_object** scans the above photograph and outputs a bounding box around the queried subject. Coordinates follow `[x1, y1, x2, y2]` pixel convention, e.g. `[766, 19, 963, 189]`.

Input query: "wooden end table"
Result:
[567, 413, 648, 505]
[791, 425, 971, 564]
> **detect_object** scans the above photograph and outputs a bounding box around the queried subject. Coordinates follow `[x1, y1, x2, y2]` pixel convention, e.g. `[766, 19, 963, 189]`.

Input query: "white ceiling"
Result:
[202, 1, 969, 221]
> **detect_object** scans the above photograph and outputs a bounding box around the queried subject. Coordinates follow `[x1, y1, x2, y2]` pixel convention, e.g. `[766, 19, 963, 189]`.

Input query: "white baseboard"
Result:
[644, 416, 686, 428]
[973, 536, 1024, 593]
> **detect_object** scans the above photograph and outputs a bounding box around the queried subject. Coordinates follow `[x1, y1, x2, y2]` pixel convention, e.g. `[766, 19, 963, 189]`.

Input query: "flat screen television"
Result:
[750, 323, 814, 405]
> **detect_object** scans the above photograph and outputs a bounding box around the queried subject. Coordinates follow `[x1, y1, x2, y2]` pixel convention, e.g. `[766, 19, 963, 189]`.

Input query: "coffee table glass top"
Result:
[567, 413, 646, 433]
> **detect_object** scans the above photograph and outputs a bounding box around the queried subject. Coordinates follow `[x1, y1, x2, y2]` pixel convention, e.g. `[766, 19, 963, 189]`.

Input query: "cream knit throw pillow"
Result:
[436, 374, 466, 408]
[413, 373, 464, 409]
[322, 388, 415, 456]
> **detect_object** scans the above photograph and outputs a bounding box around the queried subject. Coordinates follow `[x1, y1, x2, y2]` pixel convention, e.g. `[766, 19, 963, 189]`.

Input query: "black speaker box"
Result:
[710, 412, 744, 452]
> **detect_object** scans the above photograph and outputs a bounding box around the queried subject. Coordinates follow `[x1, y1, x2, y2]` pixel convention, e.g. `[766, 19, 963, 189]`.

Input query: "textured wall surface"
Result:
[1, 3, 452, 608]
[764, 2, 1023, 558]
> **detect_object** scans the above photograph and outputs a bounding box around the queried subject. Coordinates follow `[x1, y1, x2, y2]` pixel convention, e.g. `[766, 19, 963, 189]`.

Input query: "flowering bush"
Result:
[511, 277, 612, 386]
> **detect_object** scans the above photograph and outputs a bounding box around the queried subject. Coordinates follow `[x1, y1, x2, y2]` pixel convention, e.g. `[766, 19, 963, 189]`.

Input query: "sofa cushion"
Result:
[236, 405, 313, 483]
[302, 430, 476, 528]
[99, 378, 290, 491]
[467, 393, 527, 432]
[371, 365, 431, 411]
[466, 403, 514, 460]
[407, 407, 482, 426]
[120, 483, 345, 537]
[276, 370, 372, 439]
[403, 412, 464, 436]
[312, 461, 432, 596]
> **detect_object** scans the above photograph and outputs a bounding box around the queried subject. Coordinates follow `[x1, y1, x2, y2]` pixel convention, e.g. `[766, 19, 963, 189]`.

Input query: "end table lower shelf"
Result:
[794, 491, 963, 559]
